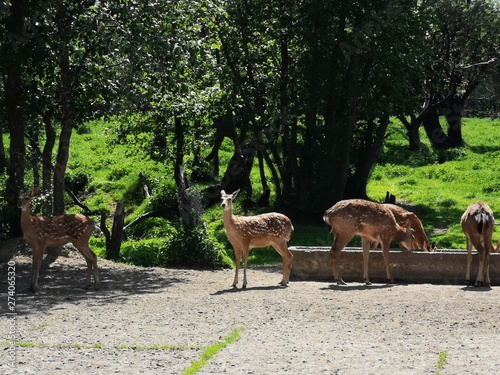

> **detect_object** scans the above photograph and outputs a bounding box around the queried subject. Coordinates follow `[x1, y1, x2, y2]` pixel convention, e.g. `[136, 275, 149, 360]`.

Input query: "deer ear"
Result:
[405, 219, 411, 228]
[33, 186, 40, 195]
[232, 189, 240, 199]
[220, 190, 226, 196]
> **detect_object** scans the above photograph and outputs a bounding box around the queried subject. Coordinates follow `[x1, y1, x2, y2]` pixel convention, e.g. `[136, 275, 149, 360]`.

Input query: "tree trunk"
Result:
[444, 98, 464, 148]
[206, 113, 235, 176]
[173, 117, 195, 229]
[0, 124, 6, 171]
[53, 2, 73, 215]
[257, 150, 269, 203]
[173, 116, 185, 188]
[27, 130, 41, 187]
[42, 114, 56, 216]
[102, 202, 125, 260]
[422, 107, 448, 149]
[53, 41, 73, 215]
[346, 116, 390, 199]
[397, 115, 422, 150]
[4, 0, 26, 237]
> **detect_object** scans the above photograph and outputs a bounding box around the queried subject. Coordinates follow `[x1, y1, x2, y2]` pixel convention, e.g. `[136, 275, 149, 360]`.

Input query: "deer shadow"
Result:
[460, 285, 493, 292]
[0, 252, 188, 315]
[211, 284, 287, 295]
[322, 283, 395, 291]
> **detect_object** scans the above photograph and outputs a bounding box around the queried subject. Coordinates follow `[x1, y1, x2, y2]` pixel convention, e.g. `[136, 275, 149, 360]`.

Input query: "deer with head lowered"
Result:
[18, 187, 100, 292]
[323, 199, 415, 285]
[220, 189, 293, 288]
[461, 202, 496, 287]
[373, 204, 436, 252]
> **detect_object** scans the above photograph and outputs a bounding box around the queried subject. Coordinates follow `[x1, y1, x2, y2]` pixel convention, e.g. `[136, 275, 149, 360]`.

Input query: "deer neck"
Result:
[20, 205, 31, 226]
[223, 206, 236, 231]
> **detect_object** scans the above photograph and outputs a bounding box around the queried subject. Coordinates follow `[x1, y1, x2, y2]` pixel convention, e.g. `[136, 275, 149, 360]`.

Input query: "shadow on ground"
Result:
[0, 250, 188, 315]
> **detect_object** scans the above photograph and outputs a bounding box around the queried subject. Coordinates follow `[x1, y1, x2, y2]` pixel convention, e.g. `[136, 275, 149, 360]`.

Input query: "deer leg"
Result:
[381, 244, 393, 284]
[30, 246, 45, 292]
[272, 241, 293, 286]
[476, 249, 485, 287]
[75, 244, 100, 290]
[484, 251, 491, 287]
[83, 256, 93, 289]
[465, 238, 473, 286]
[361, 238, 372, 285]
[242, 247, 250, 289]
[330, 237, 349, 285]
[232, 248, 241, 288]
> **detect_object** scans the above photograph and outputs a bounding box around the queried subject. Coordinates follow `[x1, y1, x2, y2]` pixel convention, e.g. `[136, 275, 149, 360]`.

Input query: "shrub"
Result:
[120, 238, 169, 267]
[65, 170, 92, 192]
[149, 179, 179, 219]
[125, 217, 176, 240]
[157, 223, 231, 269]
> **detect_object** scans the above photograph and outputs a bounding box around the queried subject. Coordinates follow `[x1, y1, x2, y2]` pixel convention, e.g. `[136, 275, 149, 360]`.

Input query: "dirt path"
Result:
[1, 252, 500, 374]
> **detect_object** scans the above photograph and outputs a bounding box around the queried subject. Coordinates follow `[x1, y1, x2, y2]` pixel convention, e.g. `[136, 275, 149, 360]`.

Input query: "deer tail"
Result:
[474, 212, 491, 234]
[92, 222, 102, 237]
[323, 214, 332, 233]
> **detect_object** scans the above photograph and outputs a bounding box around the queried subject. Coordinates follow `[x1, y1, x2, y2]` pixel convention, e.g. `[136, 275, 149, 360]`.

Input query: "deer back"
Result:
[323, 199, 415, 248]
[324, 199, 401, 241]
[22, 213, 97, 248]
[227, 213, 293, 248]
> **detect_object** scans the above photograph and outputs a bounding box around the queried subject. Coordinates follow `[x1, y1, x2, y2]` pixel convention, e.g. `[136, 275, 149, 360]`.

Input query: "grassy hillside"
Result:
[368, 117, 500, 249]
[3, 116, 500, 266]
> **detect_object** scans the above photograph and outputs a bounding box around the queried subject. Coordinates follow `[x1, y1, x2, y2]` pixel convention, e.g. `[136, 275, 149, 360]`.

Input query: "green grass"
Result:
[435, 351, 448, 374]
[1, 340, 202, 351]
[181, 327, 245, 375]
[368, 117, 500, 249]
[3, 327, 244, 374]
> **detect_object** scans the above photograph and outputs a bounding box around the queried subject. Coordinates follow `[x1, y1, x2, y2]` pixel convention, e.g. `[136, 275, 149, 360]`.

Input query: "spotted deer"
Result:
[374, 204, 436, 252]
[18, 187, 100, 292]
[221, 189, 293, 288]
[461, 202, 495, 287]
[323, 199, 415, 285]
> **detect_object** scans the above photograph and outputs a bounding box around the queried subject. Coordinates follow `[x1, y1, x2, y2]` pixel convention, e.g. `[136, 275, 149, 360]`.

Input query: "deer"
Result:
[220, 189, 294, 288]
[373, 204, 436, 252]
[461, 202, 495, 287]
[323, 199, 415, 285]
[18, 187, 100, 292]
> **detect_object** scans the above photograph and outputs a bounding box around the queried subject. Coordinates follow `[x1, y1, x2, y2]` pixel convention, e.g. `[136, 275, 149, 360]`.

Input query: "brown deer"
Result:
[221, 189, 293, 288]
[323, 199, 415, 285]
[461, 202, 495, 287]
[379, 204, 436, 252]
[18, 187, 100, 292]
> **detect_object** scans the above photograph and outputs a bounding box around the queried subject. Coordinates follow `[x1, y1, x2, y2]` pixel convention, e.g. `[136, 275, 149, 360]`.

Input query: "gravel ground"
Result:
[1, 251, 500, 375]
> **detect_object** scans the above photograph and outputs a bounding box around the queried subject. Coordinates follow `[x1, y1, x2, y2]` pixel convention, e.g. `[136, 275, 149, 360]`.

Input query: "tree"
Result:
[214, 0, 425, 214]
[419, 0, 500, 149]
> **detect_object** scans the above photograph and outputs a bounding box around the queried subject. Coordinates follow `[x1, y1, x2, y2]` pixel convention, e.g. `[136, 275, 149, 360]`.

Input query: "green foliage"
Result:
[125, 217, 176, 240]
[65, 169, 92, 193]
[157, 223, 231, 269]
[120, 238, 169, 267]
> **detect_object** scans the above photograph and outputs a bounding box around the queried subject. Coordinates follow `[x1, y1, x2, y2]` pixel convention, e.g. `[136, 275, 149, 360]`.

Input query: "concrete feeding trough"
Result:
[289, 246, 500, 285]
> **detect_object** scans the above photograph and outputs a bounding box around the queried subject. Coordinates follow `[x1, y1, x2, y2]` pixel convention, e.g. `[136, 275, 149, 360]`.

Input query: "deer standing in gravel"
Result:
[323, 199, 415, 285]
[220, 189, 294, 288]
[461, 202, 495, 287]
[18, 187, 100, 292]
